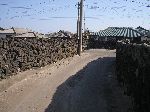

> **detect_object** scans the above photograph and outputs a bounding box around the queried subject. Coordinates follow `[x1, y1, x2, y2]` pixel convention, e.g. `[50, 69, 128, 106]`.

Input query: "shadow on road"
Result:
[45, 57, 131, 112]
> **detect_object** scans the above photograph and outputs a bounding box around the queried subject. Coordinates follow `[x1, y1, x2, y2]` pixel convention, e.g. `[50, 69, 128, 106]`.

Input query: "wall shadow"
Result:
[45, 57, 116, 112]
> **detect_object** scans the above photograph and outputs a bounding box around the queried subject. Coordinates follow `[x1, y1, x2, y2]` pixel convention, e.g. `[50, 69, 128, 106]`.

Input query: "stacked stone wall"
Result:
[116, 42, 150, 112]
[0, 37, 78, 79]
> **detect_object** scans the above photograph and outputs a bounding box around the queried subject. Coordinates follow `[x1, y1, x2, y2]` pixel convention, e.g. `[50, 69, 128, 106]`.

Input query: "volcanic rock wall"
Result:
[116, 42, 150, 112]
[0, 37, 78, 79]
[88, 38, 116, 49]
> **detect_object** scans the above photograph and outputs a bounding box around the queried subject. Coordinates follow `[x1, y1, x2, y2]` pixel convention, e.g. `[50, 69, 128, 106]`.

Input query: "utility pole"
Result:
[79, 0, 83, 56]
[84, 11, 86, 34]
[77, 2, 80, 40]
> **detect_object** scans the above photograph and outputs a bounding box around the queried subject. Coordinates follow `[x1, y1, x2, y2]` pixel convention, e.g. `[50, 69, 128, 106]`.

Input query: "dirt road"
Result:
[0, 49, 131, 112]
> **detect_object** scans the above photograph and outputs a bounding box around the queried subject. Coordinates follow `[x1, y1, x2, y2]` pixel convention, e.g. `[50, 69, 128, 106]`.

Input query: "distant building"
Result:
[0, 27, 47, 39]
[135, 26, 149, 35]
[35, 32, 48, 39]
[46, 30, 74, 38]
[0, 27, 32, 38]
[141, 35, 150, 41]
[0, 28, 15, 38]
[135, 26, 150, 41]
[83, 30, 90, 39]
[13, 32, 36, 38]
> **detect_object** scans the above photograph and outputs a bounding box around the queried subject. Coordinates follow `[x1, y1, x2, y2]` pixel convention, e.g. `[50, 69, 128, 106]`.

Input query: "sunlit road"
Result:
[0, 49, 131, 112]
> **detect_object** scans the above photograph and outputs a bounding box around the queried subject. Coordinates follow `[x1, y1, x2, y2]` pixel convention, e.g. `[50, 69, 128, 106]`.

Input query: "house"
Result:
[35, 32, 48, 38]
[13, 28, 31, 35]
[89, 27, 142, 42]
[0, 27, 45, 39]
[135, 26, 149, 35]
[141, 35, 150, 41]
[13, 31, 48, 39]
[13, 32, 36, 38]
[0, 27, 33, 38]
[135, 26, 150, 41]
[141, 32, 150, 41]
[0, 28, 15, 38]
[46, 30, 74, 38]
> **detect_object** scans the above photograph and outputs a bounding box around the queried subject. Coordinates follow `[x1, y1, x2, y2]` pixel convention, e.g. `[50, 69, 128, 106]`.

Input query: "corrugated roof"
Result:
[91, 27, 142, 38]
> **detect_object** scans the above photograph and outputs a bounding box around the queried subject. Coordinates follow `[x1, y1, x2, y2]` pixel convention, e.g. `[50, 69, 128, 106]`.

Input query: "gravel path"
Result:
[0, 49, 131, 112]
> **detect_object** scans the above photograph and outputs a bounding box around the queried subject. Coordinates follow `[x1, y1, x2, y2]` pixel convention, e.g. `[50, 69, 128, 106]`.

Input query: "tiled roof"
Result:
[90, 27, 142, 38]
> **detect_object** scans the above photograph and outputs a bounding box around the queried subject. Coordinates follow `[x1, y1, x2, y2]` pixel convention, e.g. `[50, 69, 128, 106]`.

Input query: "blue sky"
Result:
[0, 0, 150, 33]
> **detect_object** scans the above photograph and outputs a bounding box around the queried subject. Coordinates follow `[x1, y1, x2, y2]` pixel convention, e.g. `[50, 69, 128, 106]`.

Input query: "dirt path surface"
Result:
[0, 49, 131, 112]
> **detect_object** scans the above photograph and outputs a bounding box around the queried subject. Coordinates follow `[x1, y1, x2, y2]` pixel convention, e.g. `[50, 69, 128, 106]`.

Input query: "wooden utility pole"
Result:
[77, 2, 80, 40]
[79, 0, 83, 56]
[84, 11, 86, 34]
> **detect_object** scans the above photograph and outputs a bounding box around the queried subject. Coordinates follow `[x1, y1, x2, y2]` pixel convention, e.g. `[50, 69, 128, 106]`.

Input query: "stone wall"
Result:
[0, 37, 78, 79]
[88, 38, 116, 49]
[116, 42, 150, 112]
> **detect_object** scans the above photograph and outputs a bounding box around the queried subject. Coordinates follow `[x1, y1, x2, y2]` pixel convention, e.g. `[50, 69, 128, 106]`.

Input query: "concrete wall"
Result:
[0, 37, 78, 79]
[116, 42, 150, 112]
